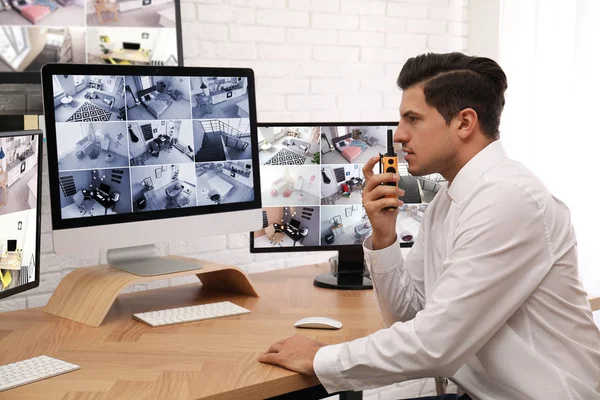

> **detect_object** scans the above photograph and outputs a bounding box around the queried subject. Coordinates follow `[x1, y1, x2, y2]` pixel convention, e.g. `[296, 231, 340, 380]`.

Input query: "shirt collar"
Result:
[446, 140, 507, 204]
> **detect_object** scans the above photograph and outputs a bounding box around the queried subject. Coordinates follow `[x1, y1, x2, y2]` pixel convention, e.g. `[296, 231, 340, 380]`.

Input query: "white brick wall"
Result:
[1, 0, 469, 398]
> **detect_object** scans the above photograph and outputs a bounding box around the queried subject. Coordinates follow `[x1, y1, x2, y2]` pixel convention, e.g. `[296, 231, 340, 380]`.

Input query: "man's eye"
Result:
[409, 116, 418, 123]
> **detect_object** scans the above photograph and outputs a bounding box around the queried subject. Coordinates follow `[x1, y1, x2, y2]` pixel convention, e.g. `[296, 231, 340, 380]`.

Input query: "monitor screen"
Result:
[250, 122, 445, 252]
[7, 240, 17, 252]
[99, 183, 111, 196]
[0, 127, 42, 299]
[0, 0, 183, 81]
[42, 65, 260, 242]
[123, 42, 141, 51]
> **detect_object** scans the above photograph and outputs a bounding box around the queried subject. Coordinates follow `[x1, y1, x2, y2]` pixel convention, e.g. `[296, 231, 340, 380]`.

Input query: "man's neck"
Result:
[442, 138, 496, 185]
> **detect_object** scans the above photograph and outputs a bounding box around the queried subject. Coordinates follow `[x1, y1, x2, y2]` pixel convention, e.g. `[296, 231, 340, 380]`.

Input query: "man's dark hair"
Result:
[397, 52, 507, 140]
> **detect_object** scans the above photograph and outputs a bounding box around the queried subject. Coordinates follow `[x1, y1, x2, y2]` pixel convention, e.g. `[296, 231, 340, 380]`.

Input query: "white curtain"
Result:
[498, 0, 600, 296]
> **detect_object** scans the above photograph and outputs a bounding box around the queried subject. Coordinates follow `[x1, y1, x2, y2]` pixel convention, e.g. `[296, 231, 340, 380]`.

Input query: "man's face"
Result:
[395, 85, 457, 177]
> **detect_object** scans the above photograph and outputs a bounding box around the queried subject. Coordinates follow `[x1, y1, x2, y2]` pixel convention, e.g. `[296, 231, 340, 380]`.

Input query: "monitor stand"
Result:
[44, 249, 259, 327]
[313, 247, 372, 290]
[107, 244, 201, 276]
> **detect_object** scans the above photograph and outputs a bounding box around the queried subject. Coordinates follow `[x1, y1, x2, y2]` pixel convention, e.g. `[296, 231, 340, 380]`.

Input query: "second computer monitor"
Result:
[251, 122, 441, 251]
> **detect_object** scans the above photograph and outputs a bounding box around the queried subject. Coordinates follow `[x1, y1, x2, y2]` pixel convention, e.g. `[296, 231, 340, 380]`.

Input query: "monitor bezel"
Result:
[41, 63, 261, 231]
[0, 128, 43, 300]
[0, 0, 185, 84]
[249, 121, 419, 254]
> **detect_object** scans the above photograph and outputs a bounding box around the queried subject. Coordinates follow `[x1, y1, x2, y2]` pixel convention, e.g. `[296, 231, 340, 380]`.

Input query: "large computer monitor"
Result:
[250, 122, 444, 289]
[0, 0, 183, 82]
[41, 63, 262, 276]
[0, 118, 43, 300]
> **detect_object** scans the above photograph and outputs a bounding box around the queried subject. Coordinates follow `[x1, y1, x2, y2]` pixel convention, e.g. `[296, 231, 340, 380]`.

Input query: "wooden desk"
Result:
[0, 263, 383, 399]
[99, 49, 151, 64]
[82, 189, 116, 216]
[0, 251, 21, 271]
[331, 223, 344, 237]
[273, 223, 304, 246]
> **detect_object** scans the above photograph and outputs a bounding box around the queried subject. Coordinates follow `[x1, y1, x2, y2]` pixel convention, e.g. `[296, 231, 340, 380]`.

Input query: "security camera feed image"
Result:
[51, 74, 255, 220]
[0, 132, 39, 294]
[0, 0, 179, 73]
[253, 124, 446, 249]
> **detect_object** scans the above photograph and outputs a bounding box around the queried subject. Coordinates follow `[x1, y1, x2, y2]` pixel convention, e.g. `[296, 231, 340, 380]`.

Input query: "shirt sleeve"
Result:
[362, 223, 426, 327]
[314, 181, 554, 393]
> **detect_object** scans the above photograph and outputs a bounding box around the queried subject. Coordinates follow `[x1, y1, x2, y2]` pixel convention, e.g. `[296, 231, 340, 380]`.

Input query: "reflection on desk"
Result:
[0, 263, 382, 399]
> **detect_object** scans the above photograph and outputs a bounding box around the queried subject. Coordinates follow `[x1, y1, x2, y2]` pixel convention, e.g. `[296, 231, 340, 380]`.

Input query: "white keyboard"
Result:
[133, 301, 251, 327]
[0, 355, 80, 392]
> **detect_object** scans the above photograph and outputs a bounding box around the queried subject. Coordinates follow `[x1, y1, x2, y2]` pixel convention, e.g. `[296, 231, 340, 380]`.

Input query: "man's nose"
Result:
[394, 123, 407, 143]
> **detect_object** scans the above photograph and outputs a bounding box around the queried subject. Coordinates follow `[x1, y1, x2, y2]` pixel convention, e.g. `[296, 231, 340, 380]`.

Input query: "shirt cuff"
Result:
[363, 234, 403, 274]
[313, 343, 348, 393]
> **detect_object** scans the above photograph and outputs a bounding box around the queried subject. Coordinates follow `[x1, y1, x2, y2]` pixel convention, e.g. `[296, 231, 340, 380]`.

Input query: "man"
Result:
[258, 52, 600, 399]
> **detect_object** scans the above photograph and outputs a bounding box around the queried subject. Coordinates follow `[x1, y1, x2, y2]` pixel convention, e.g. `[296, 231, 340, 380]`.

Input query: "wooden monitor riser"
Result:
[44, 256, 258, 327]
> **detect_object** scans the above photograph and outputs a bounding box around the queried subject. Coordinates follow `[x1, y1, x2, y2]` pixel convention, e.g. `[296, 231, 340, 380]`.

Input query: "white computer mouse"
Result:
[294, 317, 342, 330]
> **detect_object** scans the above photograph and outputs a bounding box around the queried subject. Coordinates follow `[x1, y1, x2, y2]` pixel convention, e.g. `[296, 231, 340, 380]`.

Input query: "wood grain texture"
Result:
[591, 297, 600, 312]
[44, 256, 259, 327]
[0, 263, 384, 399]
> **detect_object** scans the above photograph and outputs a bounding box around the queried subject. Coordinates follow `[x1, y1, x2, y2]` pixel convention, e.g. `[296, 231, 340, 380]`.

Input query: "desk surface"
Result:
[0, 263, 383, 399]
[99, 49, 150, 64]
[273, 223, 303, 242]
[82, 189, 115, 210]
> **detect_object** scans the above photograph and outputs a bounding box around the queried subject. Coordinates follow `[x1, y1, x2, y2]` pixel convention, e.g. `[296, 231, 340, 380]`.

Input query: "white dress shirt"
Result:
[314, 140, 600, 399]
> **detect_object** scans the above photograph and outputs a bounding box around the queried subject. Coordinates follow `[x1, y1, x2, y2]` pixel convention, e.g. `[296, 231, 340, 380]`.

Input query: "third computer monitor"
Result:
[0, 0, 183, 82]
[251, 122, 445, 253]
[0, 125, 42, 300]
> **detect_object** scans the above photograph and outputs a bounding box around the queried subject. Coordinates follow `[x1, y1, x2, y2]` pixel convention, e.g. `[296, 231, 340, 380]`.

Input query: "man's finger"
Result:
[267, 343, 283, 354]
[364, 173, 399, 192]
[258, 352, 281, 366]
[362, 185, 403, 203]
[364, 198, 393, 215]
[362, 155, 380, 181]
[366, 198, 403, 214]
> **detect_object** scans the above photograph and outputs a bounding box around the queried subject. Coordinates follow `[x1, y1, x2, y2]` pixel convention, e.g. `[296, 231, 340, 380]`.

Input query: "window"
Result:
[499, 0, 600, 295]
[257, 128, 265, 145]
[46, 32, 63, 47]
[52, 76, 64, 97]
[274, 128, 286, 141]
[0, 27, 30, 68]
[140, 76, 152, 89]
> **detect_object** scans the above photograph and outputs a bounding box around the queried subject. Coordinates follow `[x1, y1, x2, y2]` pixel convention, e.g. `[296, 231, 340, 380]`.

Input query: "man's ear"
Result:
[456, 108, 478, 140]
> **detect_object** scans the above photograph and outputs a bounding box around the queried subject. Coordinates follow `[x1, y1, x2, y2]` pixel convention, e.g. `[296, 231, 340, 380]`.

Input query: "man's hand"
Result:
[258, 334, 326, 376]
[362, 155, 404, 250]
